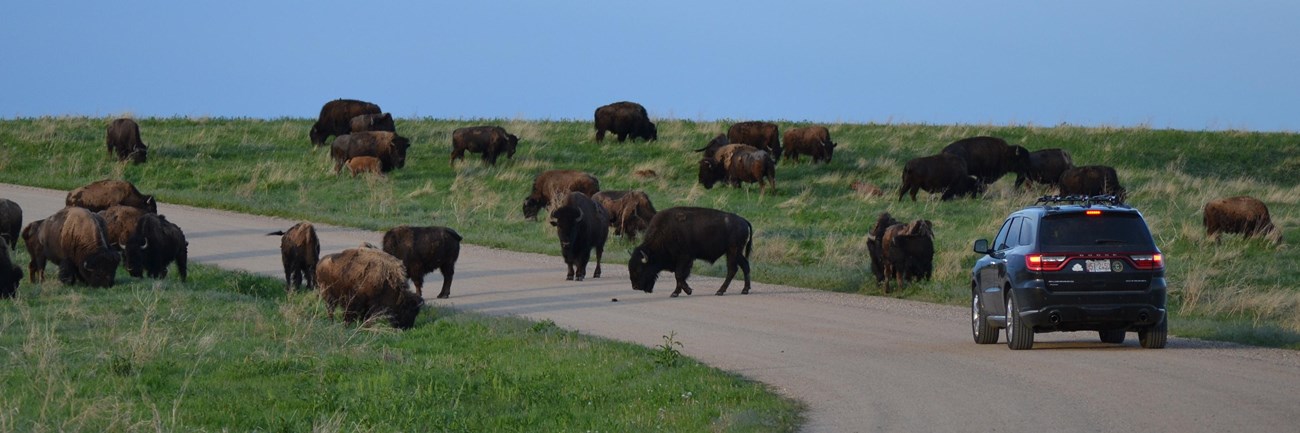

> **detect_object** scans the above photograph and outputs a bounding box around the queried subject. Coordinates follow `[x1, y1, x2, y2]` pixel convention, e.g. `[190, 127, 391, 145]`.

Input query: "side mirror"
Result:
[973, 239, 990, 254]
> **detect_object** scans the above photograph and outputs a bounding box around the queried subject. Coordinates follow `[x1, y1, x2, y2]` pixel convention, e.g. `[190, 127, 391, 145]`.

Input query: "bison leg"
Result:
[565, 260, 575, 281]
[616, 132, 628, 142]
[575, 251, 589, 281]
[670, 260, 694, 298]
[437, 265, 454, 299]
[450, 148, 465, 166]
[28, 256, 46, 283]
[57, 262, 78, 285]
[718, 251, 754, 295]
[593, 245, 603, 279]
[596, 129, 606, 142]
[412, 275, 425, 297]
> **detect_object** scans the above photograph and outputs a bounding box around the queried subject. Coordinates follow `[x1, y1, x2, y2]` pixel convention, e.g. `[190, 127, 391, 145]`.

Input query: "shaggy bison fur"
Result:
[382, 225, 462, 298]
[522, 169, 600, 220]
[124, 213, 188, 281]
[97, 205, 145, 273]
[346, 156, 383, 177]
[870, 214, 934, 293]
[30, 207, 120, 287]
[267, 222, 320, 292]
[592, 190, 657, 240]
[316, 247, 423, 329]
[66, 179, 158, 213]
[1204, 196, 1277, 240]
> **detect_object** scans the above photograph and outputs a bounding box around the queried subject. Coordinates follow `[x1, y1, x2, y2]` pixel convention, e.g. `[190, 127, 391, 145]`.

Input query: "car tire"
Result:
[972, 291, 999, 344]
[1006, 295, 1034, 350]
[1098, 329, 1126, 344]
[1139, 317, 1168, 349]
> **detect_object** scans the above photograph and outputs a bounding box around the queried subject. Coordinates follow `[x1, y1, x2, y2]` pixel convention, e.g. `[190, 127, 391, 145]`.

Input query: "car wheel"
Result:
[972, 291, 999, 344]
[1098, 329, 1126, 344]
[1139, 317, 1168, 349]
[1006, 295, 1034, 350]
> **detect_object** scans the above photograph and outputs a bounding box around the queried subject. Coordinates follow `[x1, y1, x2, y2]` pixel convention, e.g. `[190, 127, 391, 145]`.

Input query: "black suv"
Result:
[970, 196, 1167, 349]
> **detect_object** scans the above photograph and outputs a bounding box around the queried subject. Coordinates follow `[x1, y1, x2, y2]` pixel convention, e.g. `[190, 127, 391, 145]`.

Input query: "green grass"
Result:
[1, 116, 1299, 349]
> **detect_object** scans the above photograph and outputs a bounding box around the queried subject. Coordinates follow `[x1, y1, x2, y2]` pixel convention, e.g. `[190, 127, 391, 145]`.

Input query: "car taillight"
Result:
[1131, 254, 1164, 270]
[1026, 254, 1068, 271]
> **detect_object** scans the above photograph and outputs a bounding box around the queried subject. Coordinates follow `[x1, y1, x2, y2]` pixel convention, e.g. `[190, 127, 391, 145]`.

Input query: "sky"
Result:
[3, 1, 1298, 132]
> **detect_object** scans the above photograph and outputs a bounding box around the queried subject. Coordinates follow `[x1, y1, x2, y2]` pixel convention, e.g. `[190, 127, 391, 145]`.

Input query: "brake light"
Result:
[1086, 210, 1102, 216]
[1131, 254, 1164, 270]
[1026, 254, 1068, 271]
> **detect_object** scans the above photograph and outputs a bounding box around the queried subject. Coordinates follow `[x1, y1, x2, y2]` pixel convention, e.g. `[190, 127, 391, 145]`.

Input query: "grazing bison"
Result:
[898, 153, 985, 201]
[698, 145, 776, 193]
[30, 207, 119, 287]
[267, 222, 320, 292]
[310, 99, 382, 146]
[124, 213, 188, 281]
[330, 131, 411, 173]
[315, 246, 423, 329]
[348, 113, 396, 133]
[1058, 165, 1126, 201]
[382, 225, 462, 298]
[21, 220, 43, 282]
[0, 198, 21, 251]
[66, 179, 158, 213]
[866, 212, 899, 285]
[782, 126, 836, 163]
[940, 136, 1030, 185]
[1204, 196, 1276, 240]
[1016, 148, 1074, 188]
[522, 170, 600, 220]
[346, 156, 383, 177]
[592, 190, 657, 240]
[877, 217, 934, 293]
[594, 101, 657, 142]
[97, 205, 146, 274]
[0, 238, 19, 298]
[693, 134, 730, 158]
[549, 192, 609, 281]
[628, 207, 753, 297]
[727, 121, 782, 161]
[106, 118, 148, 164]
[450, 126, 519, 166]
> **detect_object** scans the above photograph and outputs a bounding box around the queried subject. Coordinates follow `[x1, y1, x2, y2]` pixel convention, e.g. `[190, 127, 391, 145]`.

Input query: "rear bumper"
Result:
[1014, 282, 1167, 331]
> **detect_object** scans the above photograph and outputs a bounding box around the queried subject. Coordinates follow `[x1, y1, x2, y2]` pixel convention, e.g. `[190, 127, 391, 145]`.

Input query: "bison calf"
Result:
[629, 207, 753, 297]
[268, 222, 320, 292]
[1204, 196, 1277, 240]
[382, 225, 462, 298]
[346, 156, 383, 177]
[316, 247, 423, 329]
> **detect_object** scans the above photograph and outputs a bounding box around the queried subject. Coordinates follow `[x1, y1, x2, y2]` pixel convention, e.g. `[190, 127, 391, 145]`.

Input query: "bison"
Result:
[549, 192, 609, 281]
[522, 170, 600, 220]
[781, 126, 836, 163]
[315, 246, 423, 329]
[0, 198, 21, 251]
[727, 121, 782, 161]
[330, 131, 411, 173]
[877, 217, 934, 293]
[1, 238, 19, 298]
[1016, 148, 1074, 188]
[124, 213, 188, 281]
[592, 190, 657, 240]
[940, 136, 1030, 185]
[450, 126, 519, 166]
[346, 156, 383, 177]
[310, 99, 382, 146]
[382, 225, 462, 298]
[66, 179, 158, 213]
[594, 101, 657, 142]
[1204, 196, 1277, 240]
[698, 145, 776, 193]
[628, 207, 753, 297]
[97, 205, 146, 273]
[21, 220, 44, 282]
[30, 207, 120, 287]
[693, 134, 730, 158]
[106, 118, 148, 164]
[866, 212, 900, 285]
[1058, 165, 1126, 201]
[898, 153, 985, 201]
[267, 222, 320, 293]
[348, 113, 396, 133]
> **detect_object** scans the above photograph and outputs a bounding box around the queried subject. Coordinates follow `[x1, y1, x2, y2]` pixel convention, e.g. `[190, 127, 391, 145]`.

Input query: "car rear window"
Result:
[1038, 212, 1155, 250]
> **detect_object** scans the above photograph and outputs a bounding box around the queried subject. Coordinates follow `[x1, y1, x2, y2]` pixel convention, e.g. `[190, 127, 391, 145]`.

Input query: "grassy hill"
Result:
[1, 116, 1297, 348]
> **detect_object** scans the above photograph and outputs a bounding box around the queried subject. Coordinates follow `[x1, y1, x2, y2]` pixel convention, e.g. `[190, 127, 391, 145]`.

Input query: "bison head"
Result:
[80, 250, 121, 287]
[697, 159, 724, 189]
[549, 206, 584, 253]
[143, 196, 158, 214]
[1, 261, 19, 298]
[522, 197, 547, 220]
[128, 146, 148, 164]
[387, 294, 424, 330]
[627, 246, 662, 293]
[506, 134, 519, 159]
[309, 123, 327, 146]
[639, 121, 658, 141]
[822, 141, 837, 163]
[392, 135, 412, 169]
[942, 176, 986, 201]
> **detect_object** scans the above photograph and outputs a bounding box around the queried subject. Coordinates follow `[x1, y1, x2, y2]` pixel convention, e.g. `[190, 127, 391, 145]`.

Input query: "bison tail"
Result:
[266, 231, 286, 236]
[447, 229, 464, 242]
[744, 220, 754, 260]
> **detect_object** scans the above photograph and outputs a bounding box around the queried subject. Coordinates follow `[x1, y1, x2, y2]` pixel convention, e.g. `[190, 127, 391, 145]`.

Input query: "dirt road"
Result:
[5, 183, 1298, 432]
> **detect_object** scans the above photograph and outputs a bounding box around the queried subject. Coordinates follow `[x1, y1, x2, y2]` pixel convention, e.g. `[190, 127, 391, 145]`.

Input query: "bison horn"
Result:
[576, 208, 583, 223]
[639, 250, 649, 264]
[140, 238, 149, 250]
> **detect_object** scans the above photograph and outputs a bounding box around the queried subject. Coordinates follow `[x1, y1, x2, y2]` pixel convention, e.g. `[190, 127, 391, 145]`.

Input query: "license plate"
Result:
[1086, 260, 1112, 273]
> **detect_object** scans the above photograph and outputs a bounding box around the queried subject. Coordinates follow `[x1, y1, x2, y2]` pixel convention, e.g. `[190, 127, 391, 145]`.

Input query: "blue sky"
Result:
[3, 1, 1297, 131]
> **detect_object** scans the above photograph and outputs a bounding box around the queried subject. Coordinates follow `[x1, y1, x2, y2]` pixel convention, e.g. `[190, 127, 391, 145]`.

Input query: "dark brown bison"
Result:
[0, 198, 21, 251]
[898, 153, 985, 201]
[330, 131, 411, 173]
[66, 179, 158, 213]
[124, 213, 188, 281]
[97, 205, 145, 274]
[727, 121, 782, 160]
[382, 225, 462, 298]
[348, 113, 396, 133]
[522, 170, 600, 220]
[871, 215, 934, 293]
[316, 246, 423, 329]
[866, 212, 899, 285]
[346, 156, 382, 177]
[1016, 148, 1074, 188]
[21, 220, 43, 282]
[592, 190, 657, 240]
[549, 192, 608, 281]
[594, 101, 657, 142]
[267, 222, 319, 293]
[106, 118, 147, 164]
[1, 238, 19, 298]
[30, 207, 120, 287]
[1058, 165, 1126, 201]
[310, 99, 382, 146]
[693, 134, 730, 158]
[940, 136, 1030, 185]
[628, 207, 753, 297]
[1204, 196, 1276, 240]
[698, 145, 776, 193]
[781, 126, 836, 163]
[450, 126, 519, 166]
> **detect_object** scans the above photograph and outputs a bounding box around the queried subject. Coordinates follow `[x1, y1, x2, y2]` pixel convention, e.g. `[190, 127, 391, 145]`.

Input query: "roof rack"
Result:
[1035, 195, 1128, 208]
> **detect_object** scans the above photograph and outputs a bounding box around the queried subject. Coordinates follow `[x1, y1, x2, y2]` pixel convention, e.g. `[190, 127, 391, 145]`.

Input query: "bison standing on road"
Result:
[523, 170, 600, 220]
[310, 99, 382, 146]
[330, 131, 411, 173]
[549, 192, 608, 281]
[1204, 196, 1277, 240]
[30, 207, 120, 287]
[125, 213, 188, 281]
[898, 153, 985, 201]
[348, 113, 395, 133]
[450, 126, 519, 166]
[727, 121, 782, 160]
[106, 118, 148, 164]
[1058, 165, 1126, 201]
[1, 238, 20, 298]
[0, 198, 21, 251]
[782, 126, 836, 163]
[267, 222, 320, 293]
[382, 225, 462, 298]
[1016, 148, 1074, 188]
[66, 179, 158, 213]
[592, 190, 657, 240]
[594, 101, 657, 142]
[628, 207, 753, 297]
[316, 246, 423, 329]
